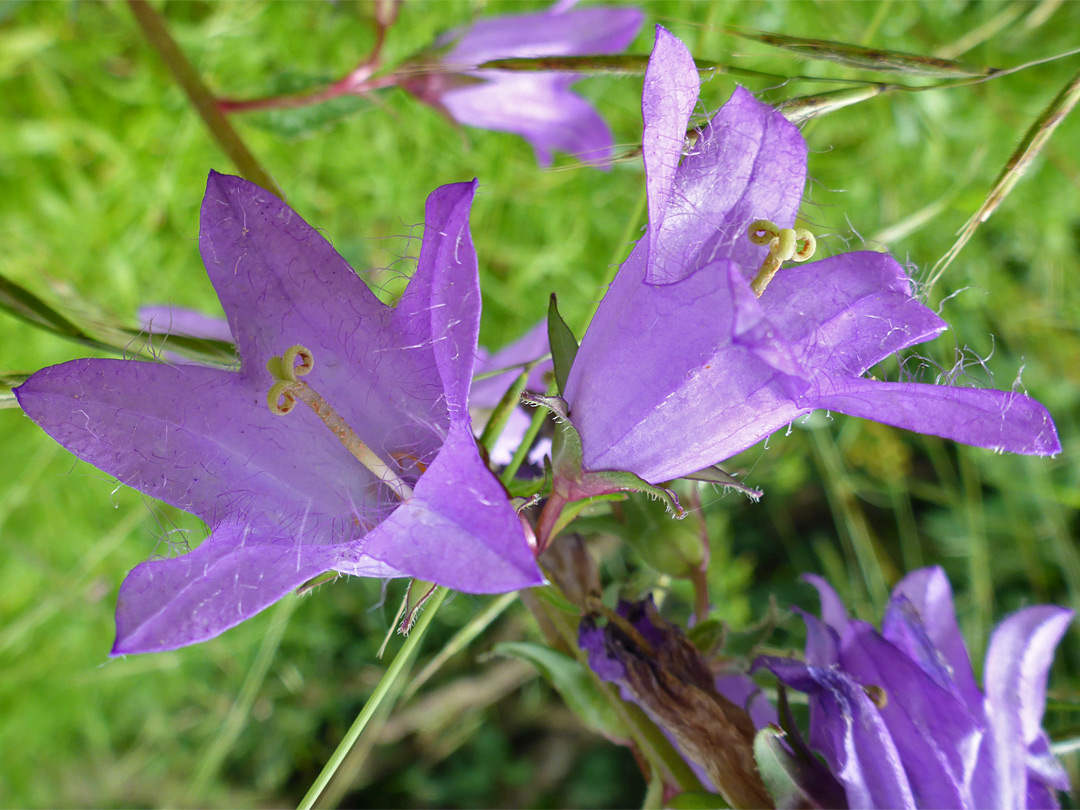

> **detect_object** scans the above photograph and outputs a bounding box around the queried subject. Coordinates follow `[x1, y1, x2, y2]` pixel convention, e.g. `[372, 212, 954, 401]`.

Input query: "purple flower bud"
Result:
[756, 568, 1072, 809]
[16, 173, 543, 654]
[403, 2, 643, 166]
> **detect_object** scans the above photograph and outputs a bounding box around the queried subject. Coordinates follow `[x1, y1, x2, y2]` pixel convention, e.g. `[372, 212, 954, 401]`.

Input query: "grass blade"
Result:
[297, 586, 449, 810]
[731, 28, 992, 77]
[927, 65, 1080, 290]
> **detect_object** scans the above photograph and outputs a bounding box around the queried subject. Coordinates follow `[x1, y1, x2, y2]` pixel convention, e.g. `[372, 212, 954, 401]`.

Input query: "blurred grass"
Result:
[1, 0, 1079, 806]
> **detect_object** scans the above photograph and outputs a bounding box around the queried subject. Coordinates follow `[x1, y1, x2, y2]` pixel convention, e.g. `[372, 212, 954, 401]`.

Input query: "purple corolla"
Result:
[756, 569, 1072, 809]
[402, 1, 643, 166]
[15, 172, 543, 655]
[561, 27, 1059, 486]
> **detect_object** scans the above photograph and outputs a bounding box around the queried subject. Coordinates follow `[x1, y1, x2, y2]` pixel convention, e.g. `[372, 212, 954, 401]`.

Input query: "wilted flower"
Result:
[560, 27, 1059, 488]
[580, 597, 775, 807]
[756, 568, 1072, 809]
[402, 1, 643, 166]
[16, 172, 543, 654]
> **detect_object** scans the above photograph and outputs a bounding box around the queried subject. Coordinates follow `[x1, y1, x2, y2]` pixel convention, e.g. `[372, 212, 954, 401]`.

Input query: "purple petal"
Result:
[471, 320, 552, 409]
[838, 621, 982, 809]
[888, 567, 982, 713]
[714, 673, 777, 729]
[139, 305, 233, 343]
[974, 607, 1073, 809]
[14, 359, 390, 533]
[802, 573, 850, 634]
[1026, 778, 1063, 810]
[112, 524, 398, 655]
[394, 180, 481, 420]
[648, 85, 808, 284]
[806, 374, 1062, 456]
[799, 609, 841, 668]
[763, 252, 947, 377]
[360, 423, 544, 593]
[199, 171, 447, 465]
[442, 4, 642, 67]
[640, 26, 700, 282]
[755, 656, 917, 810]
[441, 75, 617, 166]
[566, 254, 807, 482]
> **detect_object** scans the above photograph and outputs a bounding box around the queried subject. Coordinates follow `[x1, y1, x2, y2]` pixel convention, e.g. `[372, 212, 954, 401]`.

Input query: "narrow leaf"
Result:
[734, 29, 992, 77]
[478, 365, 532, 454]
[754, 726, 822, 809]
[780, 85, 889, 123]
[547, 294, 578, 396]
[494, 641, 629, 741]
[928, 64, 1080, 289]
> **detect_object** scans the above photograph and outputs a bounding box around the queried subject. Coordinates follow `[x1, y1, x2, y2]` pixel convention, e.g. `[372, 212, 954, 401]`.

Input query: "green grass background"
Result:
[1, 0, 1079, 806]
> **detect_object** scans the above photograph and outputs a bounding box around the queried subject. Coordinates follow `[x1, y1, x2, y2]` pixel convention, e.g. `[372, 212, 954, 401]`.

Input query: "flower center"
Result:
[266, 345, 413, 501]
[746, 219, 816, 297]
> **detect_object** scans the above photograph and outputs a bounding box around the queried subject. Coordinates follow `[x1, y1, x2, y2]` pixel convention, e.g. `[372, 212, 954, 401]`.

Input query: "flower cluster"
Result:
[9, 10, 1073, 807]
[757, 569, 1072, 810]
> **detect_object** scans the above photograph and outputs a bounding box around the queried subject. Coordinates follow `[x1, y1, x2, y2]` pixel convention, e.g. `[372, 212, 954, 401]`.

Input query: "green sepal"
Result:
[493, 641, 629, 742]
[524, 393, 685, 524]
[547, 492, 628, 541]
[547, 294, 579, 396]
[680, 465, 762, 501]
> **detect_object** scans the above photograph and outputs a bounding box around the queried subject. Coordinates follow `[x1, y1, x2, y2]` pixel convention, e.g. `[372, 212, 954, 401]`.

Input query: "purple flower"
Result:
[402, 1, 643, 166]
[561, 27, 1059, 486]
[15, 172, 543, 655]
[756, 569, 1072, 809]
[472, 321, 553, 465]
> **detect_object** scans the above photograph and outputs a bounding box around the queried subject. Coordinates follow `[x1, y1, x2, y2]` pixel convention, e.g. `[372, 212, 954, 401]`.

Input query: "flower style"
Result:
[15, 172, 543, 655]
[402, 1, 643, 167]
[756, 569, 1073, 809]
[561, 27, 1059, 487]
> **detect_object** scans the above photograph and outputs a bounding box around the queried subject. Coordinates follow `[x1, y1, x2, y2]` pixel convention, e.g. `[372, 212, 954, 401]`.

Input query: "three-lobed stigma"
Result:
[747, 219, 816, 297]
[265, 344, 414, 501]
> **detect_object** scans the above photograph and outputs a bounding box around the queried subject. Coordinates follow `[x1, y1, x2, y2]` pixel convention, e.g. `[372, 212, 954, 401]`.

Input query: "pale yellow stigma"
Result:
[266, 344, 413, 501]
[747, 219, 816, 297]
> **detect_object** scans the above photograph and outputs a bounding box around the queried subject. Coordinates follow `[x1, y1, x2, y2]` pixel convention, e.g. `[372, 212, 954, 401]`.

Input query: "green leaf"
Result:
[753, 726, 817, 809]
[665, 790, 730, 809]
[735, 29, 992, 77]
[547, 294, 578, 396]
[493, 641, 629, 741]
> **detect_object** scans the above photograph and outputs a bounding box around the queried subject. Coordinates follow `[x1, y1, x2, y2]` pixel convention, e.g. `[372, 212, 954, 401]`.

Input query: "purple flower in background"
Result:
[756, 569, 1072, 809]
[402, 1, 643, 166]
[16, 172, 543, 655]
[562, 27, 1059, 486]
[472, 321, 553, 465]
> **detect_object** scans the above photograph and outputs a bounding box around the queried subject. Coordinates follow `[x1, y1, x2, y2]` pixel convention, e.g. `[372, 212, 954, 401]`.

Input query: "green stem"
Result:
[297, 586, 449, 810]
[402, 591, 518, 703]
[499, 397, 549, 486]
[126, 0, 283, 199]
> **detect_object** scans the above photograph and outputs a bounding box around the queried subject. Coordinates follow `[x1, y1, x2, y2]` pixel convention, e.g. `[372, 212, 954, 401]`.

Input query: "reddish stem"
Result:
[219, 15, 398, 115]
